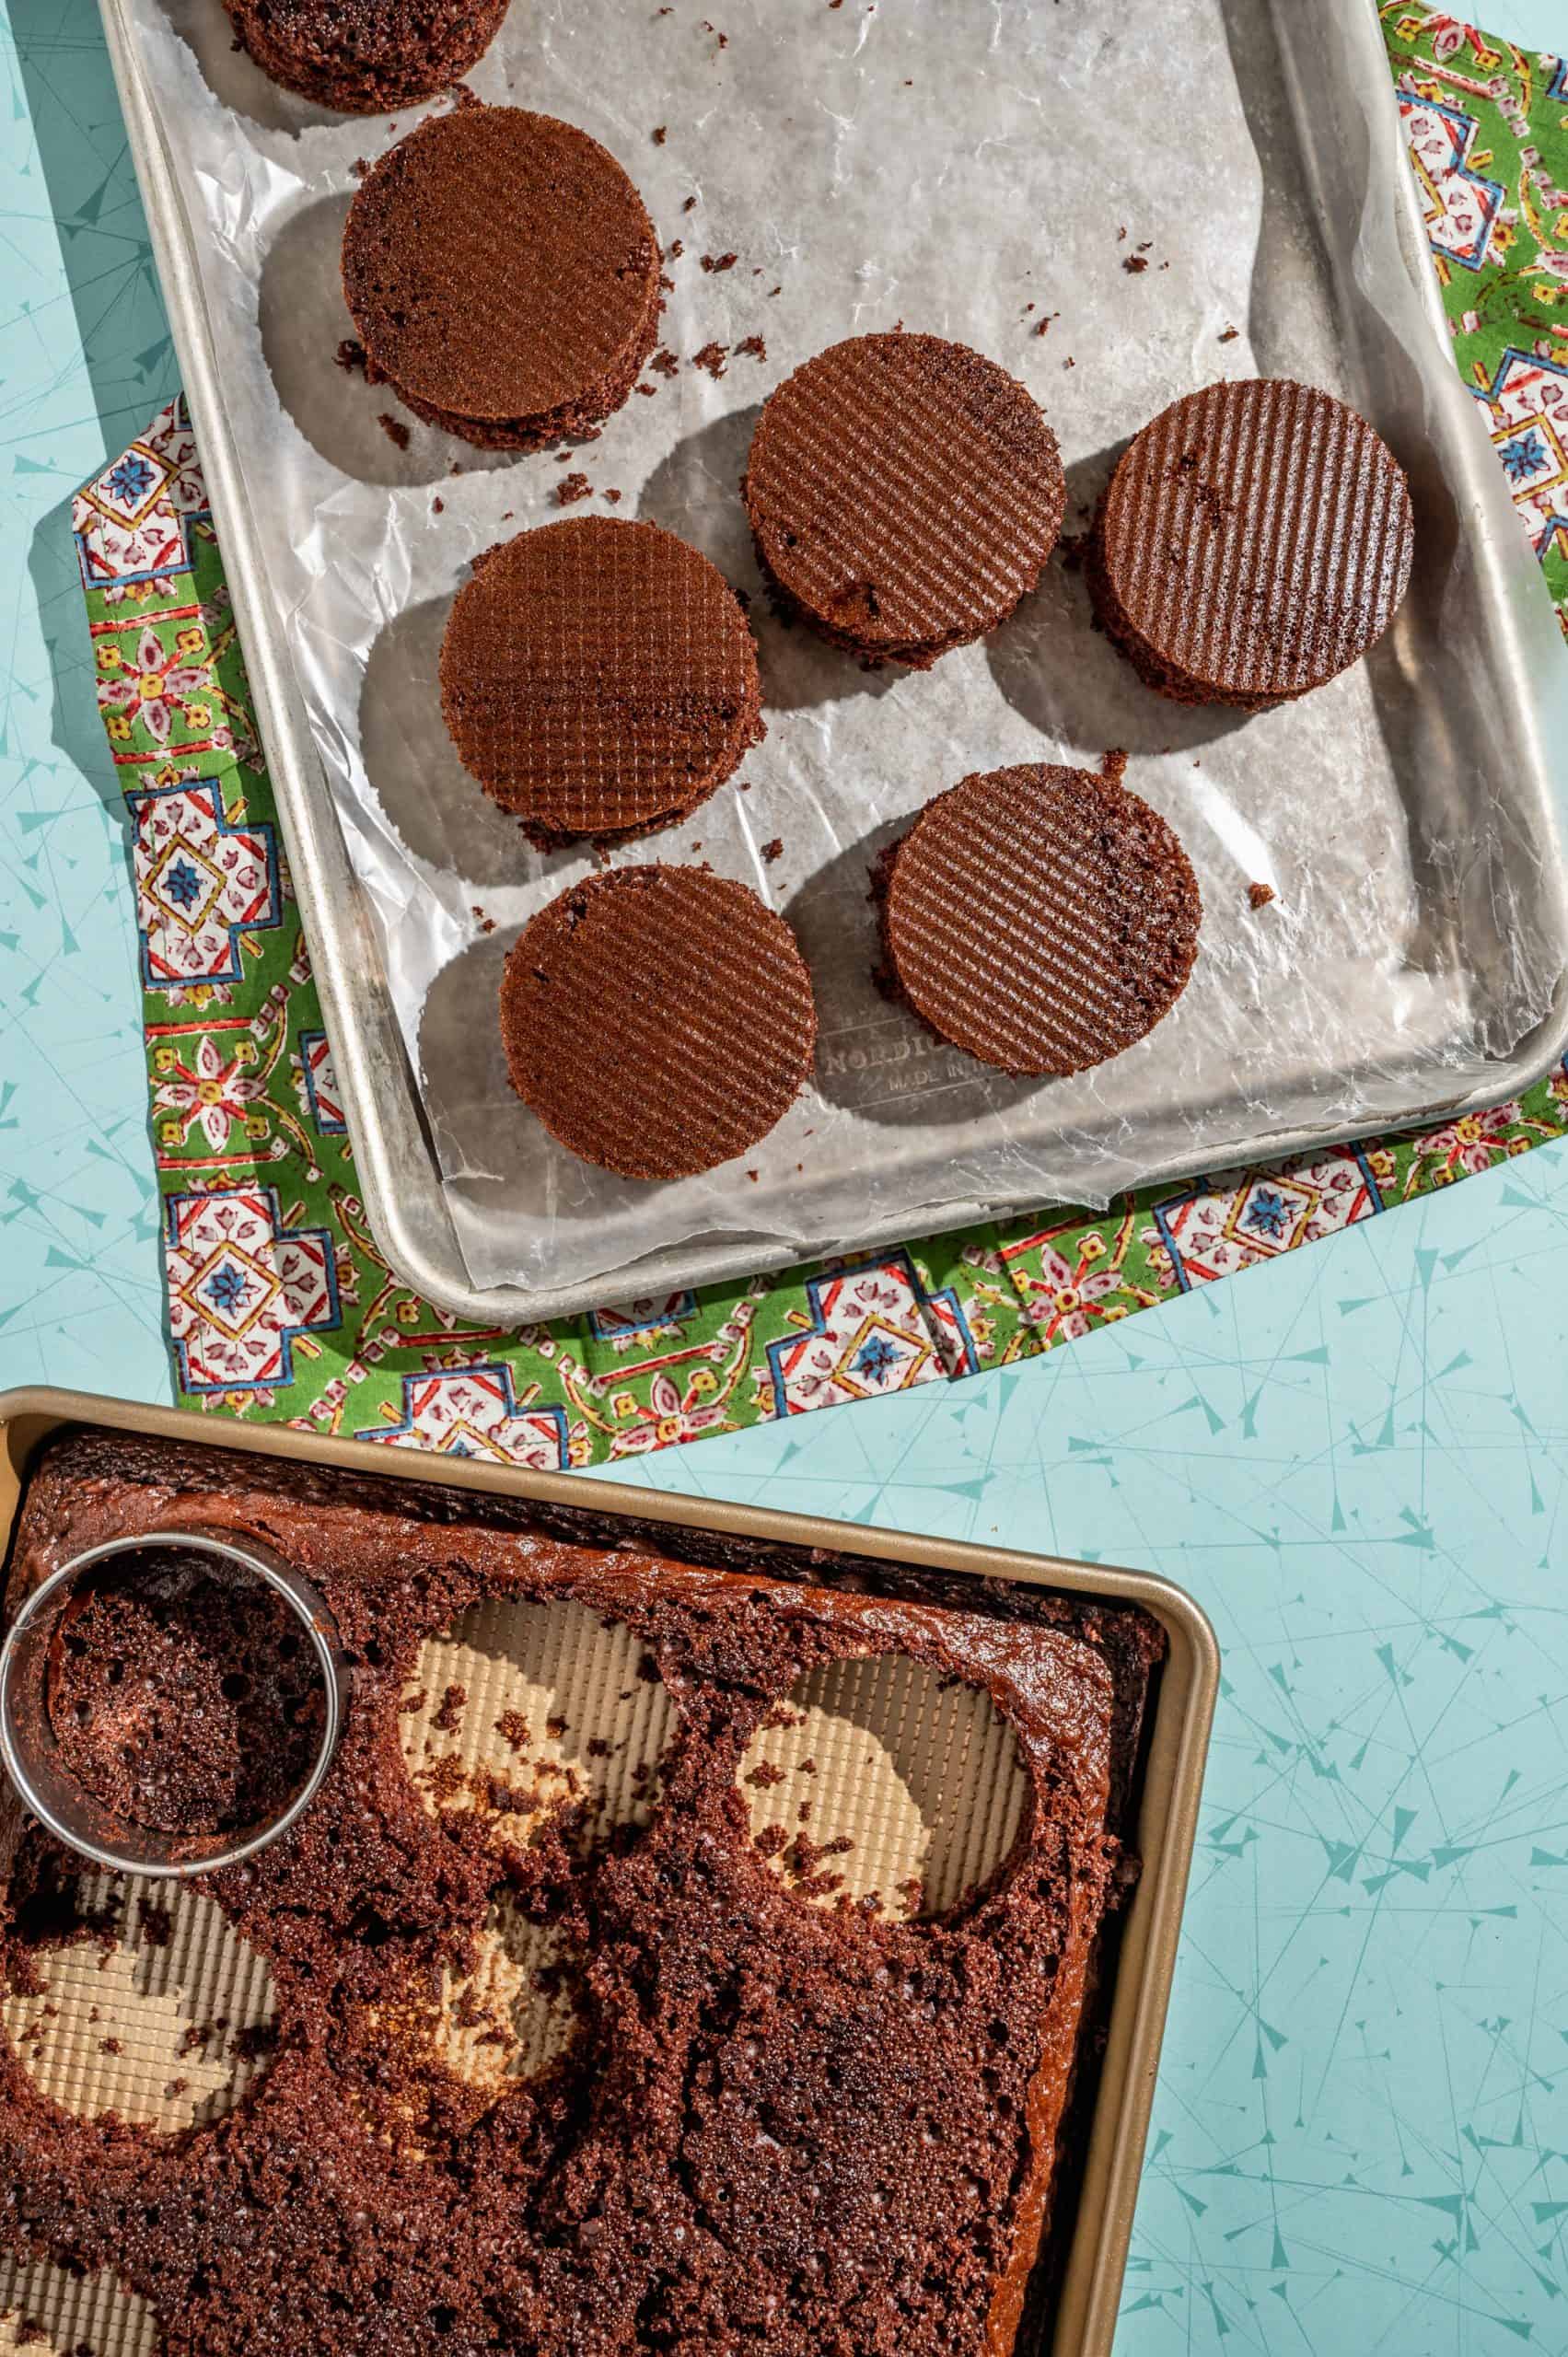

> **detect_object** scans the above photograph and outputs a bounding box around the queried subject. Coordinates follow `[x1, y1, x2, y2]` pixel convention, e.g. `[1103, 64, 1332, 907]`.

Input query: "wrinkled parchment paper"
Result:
[127, 0, 1568, 1295]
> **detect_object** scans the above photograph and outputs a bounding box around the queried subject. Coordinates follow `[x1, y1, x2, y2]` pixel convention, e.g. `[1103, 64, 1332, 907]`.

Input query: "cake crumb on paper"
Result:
[1249, 881, 1276, 909]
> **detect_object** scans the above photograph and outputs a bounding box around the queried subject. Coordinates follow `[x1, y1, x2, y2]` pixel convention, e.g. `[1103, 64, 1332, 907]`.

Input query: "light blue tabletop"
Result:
[4, 3, 1568, 2349]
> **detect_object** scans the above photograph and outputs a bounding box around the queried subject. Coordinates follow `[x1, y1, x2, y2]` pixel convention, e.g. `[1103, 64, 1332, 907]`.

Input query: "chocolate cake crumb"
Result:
[556, 470, 593, 505]
[334, 337, 366, 374]
[431, 1683, 467, 1733]
[761, 837, 784, 863]
[635, 383, 657, 395]
[163, 2078, 189, 2100]
[1219, 325, 1239, 342]
[400, 1686, 426, 1714]
[1121, 254, 1148, 274]
[668, 238, 684, 258]
[602, 487, 622, 504]
[701, 251, 738, 273]
[652, 124, 667, 143]
[650, 346, 680, 377]
[431, 496, 444, 515]
[692, 340, 729, 377]
[736, 332, 767, 360]
[138, 1898, 174, 1949]
[682, 194, 697, 211]
[44, 1548, 325, 1840]
[1249, 881, 1276, 908]
[377, 412, 412, 449]
[494, 1710, 531, 1753]
[99, 2038, 122, 2056]
[350, 157, 370, 179]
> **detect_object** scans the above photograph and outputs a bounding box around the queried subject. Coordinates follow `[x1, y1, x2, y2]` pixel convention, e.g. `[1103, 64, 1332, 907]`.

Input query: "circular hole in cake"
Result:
[738, 1654, 1030, 1922]
[2, 1873, 277, 2131]
[434, 1893, 580, 2095]
[400, 1597, 675, 1848]
[0, 2254, 157, 2357]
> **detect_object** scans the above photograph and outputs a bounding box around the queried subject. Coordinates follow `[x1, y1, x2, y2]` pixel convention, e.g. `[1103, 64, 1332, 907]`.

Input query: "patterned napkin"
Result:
[69, 1, 1568, 1464]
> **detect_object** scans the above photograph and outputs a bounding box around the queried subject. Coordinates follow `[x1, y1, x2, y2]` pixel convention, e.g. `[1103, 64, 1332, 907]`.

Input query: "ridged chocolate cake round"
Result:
[224, 0, 509, 113]
[741, 332, 1064, 668]
[440, 517, 764, 847]
[341, 107, 661, 448]
[500, 866, 817, 1178]
[1086, 378, 1414, 709]
[878, 762, 1202, 1077]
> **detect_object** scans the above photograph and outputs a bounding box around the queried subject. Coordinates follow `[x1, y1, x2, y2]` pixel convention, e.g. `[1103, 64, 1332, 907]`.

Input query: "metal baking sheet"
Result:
[0, 1384, 1218, 2357]
[96, 0, 1568, 1320]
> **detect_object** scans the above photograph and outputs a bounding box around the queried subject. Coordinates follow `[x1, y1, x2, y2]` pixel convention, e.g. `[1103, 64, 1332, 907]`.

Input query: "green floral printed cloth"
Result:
[69, 1, 1568, 1465]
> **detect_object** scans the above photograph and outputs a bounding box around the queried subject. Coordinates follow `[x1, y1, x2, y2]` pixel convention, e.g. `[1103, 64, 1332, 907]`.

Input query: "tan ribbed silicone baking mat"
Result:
[1, 1592, 1028, 2353]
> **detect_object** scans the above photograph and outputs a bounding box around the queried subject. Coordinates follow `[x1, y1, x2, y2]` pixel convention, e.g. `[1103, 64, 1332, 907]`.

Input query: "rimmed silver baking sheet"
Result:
[97, 0, 1568, 1319]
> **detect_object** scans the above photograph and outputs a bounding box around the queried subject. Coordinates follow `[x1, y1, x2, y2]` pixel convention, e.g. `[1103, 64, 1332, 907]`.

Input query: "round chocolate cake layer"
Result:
[500, 866, 817, 1179]
[440, 517, 764, 846]
[223, 0, 509, 114]
[1086, 377, 1414, 709]
[880, 762, 1202, 1077]
[341, 107, 661, 448]
[741, 332, 1064, 668]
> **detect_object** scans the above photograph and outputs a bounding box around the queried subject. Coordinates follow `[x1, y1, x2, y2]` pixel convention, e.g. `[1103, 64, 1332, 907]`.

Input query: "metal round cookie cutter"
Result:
[0, 1529, 348, 1878]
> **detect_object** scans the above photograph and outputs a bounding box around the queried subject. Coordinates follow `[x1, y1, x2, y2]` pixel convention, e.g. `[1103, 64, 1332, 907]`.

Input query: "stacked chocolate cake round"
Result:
[1086, 377, 1415, 708]
[742, 331, 1065, 668]
[439, 517, 763, 848]
[342, 106, 661, 449]
[877, 761, 1202, 1077]
[499, 866, 818, 1179]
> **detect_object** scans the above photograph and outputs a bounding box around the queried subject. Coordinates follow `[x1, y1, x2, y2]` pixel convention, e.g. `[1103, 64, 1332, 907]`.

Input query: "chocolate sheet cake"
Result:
[877, 760, 1202, 1077]
[1086, 378, 1415, 708]
[0, 1429, 1164, 2357]
[439, 517, 763, 846]
[223, 0, 510, 114]
[741, 332, 1064, 668]
[497, 865, 817, 1178]
[341, 109, 661, 449]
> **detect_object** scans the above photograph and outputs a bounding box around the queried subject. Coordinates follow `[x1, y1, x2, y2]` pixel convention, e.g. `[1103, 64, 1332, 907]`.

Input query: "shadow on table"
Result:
[17, 4, 184, 845]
